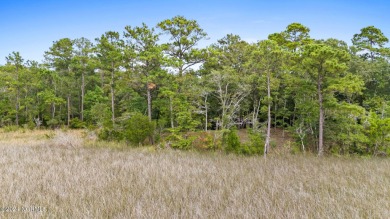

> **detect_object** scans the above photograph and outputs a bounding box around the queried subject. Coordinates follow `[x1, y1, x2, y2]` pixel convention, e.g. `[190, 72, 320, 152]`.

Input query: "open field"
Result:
[0, 129, 389, 218]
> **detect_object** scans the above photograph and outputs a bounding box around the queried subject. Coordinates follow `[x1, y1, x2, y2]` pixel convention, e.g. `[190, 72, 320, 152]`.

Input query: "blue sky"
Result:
[1, 0, 389, 64]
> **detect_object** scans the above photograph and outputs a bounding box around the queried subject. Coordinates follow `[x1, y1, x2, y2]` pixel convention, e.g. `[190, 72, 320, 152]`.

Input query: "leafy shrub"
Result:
[290, 143, 301, 154]
[223, 128, 264, 155]
[122, 113, 155, 145]
[175, 137, 196, 150]
[166, 133, 196, 150]
[98, 127, 123, 141]
[240, 130, 264, 155]
[69, 118, 86, 129]
[192, 131, 217, 150]
[47, 118, 60, 129]
[224, 128, 241, 153]
[3, 125, 19, 132]
[89, 103, 111, 128]
[240, 144, 260, 155]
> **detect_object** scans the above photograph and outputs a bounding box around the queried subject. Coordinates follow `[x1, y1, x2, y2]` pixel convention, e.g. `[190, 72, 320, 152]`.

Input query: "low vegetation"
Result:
[0, 129, 388, 218]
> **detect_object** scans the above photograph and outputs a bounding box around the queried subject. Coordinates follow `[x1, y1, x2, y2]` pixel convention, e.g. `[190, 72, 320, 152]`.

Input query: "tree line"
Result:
[1, 16, 389, 156]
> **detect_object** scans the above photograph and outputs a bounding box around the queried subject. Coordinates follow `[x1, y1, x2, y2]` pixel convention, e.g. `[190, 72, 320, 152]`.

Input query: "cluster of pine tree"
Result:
[1, 16, 389, 156]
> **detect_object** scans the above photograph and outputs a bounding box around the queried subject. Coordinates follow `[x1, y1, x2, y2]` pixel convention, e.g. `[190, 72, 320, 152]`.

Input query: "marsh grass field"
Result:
[0, 129, 389, 218]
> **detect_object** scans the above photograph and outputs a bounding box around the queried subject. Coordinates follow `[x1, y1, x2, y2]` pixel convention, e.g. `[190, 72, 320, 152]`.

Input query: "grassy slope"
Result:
[0, 130, 389, 218]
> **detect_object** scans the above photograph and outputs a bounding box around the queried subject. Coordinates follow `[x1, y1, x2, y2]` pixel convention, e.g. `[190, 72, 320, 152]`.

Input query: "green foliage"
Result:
[1, 19, 390, 158]
[224, 128, 241, 153]
[364, 111, 390, 155]
[290, 143, 302, 154]
[69, 118, 86, 129]
[165, 130, 222, 151]
[98, 127, 123, 141]
[191, 131, 221, 150]
[122, 113, 155, 145]
[241, 130, 264, 155]
[175, 106, 200, 132]
[47, 119, 60, 129]
[3, 125, 20, 132]
[167, 133, 196, 150]
[84, 86, 107, 108]
[89, 103, 111, 128]
[222, 128, 264, 155]
[352, 26, 389, 59]
[157, 15, 207, 76]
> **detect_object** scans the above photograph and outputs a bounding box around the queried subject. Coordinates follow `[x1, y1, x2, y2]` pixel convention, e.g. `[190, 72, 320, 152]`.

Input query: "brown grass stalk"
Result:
[0, 130, 388, 218]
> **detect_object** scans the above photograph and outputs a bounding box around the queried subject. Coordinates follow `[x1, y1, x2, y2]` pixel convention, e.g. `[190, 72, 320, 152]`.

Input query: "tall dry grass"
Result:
[0, 129, 388, 218]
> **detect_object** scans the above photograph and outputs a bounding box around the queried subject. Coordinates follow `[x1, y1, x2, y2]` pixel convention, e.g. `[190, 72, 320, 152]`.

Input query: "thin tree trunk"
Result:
[52, 82, 56, 119]
[111, 63, 115, 124]
[51, 103, 55, 119]
[205, 95, 208, 131]
[264, 73, 271, 156]
[67, 95, 71, 126]
[24, 89, 29, 119]
[15, 66, 19, 126]
[147, 84, 152, 121]
[317, 75, 324, 156]
[67, 67, 72, 127]
[282, 98, 287, 138]
[291, 104, 296, 126]
[16, 89, 19, 126]
[253, 98, 261, 131]
[274, 98, 277, 131]
[81, 71, 85, 121]
[147, 84, 154, 144]
[169, 96, 174, 128]
[179, 66, 183, 78]
[101, 70, 104, 88]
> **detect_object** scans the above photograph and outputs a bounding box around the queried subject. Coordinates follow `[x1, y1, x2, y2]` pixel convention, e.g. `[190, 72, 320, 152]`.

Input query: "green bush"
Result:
[224, 128, 241, 153]
[290, 143, 301, 154]
[223, 128, 264, 155]
[98, 127, 123, 141]
[192, 131, 218, 150]
[3, 125, 19, 132]
[248, 131, 264, 154]
[175, 137, 196, 150]
[89, 103, 111, 128]
[69, 118, 86, 129]
[123, 113, 155, 145]
[47, 118, 60, 129]
[240, 130, 264, 155]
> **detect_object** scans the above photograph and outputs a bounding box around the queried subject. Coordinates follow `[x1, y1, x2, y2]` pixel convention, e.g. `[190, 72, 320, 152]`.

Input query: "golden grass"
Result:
[0, 129, 389, 218]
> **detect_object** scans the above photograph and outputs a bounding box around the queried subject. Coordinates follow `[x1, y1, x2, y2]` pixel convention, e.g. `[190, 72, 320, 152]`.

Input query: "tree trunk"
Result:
[169, 96, 174, 128]
[111, 63, 115, 124]
[147, 83, 154, 144]
[24, 89, 29, 119]
[15, 66, 19, 126]
[264, 73, 271, 156]
[253, 99, 261, 131]
[274, 98, 277, 131]
[205, 95, 208, 131]
[16, 88, 19, 126]
[101, 70, 104, 88]
[51, 103, 56, 119]
[67, 95, 71, 126]
[147, 84, 152, 121]
[317, 75, 324, 156]
[282, 98, 287, 138]
[179, 65, 183, 78]
[291, 104, 296, 126]
[52, 82, 56, 119]
[81, 71, 85, 121]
